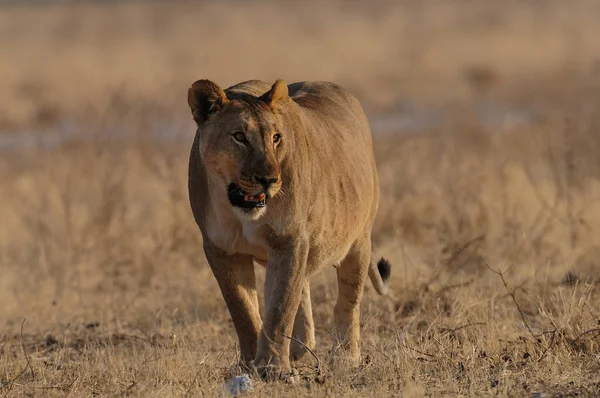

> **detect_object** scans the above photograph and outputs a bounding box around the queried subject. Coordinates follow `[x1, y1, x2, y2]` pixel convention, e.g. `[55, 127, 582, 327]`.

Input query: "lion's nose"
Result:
[253, 175, 279, 188]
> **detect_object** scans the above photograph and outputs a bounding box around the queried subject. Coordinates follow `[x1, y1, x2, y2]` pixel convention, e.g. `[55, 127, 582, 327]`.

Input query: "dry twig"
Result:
[1, 319, 34, 397]
[485, 263, 536, 338]
[283, 334, 322, 375]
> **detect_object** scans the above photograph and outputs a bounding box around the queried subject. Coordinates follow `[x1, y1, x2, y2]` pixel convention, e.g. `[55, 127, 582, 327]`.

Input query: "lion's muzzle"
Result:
[227, 183, 267, 210]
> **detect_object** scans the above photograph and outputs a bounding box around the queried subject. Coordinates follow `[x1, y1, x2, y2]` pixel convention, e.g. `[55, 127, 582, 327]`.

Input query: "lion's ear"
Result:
[262, 79, 289, 112]
[187, 80, 229, 124]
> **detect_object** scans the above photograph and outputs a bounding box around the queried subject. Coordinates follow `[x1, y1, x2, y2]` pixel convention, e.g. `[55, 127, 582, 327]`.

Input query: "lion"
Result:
[187, 78, 391, 378]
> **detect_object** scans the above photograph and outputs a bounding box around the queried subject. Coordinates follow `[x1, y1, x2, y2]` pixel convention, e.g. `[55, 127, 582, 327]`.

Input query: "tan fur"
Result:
[187, 79, 390, 378]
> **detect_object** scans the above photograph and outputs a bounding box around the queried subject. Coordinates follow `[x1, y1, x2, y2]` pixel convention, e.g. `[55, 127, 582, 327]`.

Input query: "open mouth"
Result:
[227, 183, 267, 211]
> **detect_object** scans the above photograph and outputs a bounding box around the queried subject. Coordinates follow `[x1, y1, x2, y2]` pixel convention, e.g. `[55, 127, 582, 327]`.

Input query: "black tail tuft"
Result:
[377, 257, 391, 282]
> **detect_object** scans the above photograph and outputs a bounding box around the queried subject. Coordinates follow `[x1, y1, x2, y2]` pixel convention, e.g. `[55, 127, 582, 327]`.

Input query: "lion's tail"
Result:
[369, 257, 391, 295]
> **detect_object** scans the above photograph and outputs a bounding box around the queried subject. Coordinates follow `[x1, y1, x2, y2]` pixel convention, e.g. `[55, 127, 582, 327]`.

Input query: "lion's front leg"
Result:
[203, 242, 262, 365]
[255, 237, 308, 379]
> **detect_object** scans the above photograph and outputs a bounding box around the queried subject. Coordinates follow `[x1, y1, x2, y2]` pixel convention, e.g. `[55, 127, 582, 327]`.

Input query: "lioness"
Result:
[187, 79, 391, 377]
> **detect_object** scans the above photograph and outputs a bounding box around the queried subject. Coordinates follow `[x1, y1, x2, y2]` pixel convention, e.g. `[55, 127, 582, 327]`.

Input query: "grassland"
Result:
[1, 1, 600, 397]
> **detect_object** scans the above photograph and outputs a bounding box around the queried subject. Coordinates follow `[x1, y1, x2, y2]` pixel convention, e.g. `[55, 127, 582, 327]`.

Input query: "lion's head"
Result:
[187, 79, 290, 220]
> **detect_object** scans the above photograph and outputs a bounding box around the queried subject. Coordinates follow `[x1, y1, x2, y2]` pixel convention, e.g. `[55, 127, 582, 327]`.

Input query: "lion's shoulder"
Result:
[226, 80, 356, 110]
[285, 81, 360, 117]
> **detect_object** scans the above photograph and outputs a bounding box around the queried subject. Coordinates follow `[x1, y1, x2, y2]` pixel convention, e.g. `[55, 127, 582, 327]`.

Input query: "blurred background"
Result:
[1, 1, 600, 395]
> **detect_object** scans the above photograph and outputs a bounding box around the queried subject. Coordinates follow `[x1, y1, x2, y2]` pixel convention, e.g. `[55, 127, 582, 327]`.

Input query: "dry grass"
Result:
[1, 1, 600, 397]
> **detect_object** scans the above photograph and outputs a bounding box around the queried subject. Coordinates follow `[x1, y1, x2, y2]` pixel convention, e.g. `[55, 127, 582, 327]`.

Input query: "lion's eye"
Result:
[273, 133, 281, 144]
[232, 132, 247, 144]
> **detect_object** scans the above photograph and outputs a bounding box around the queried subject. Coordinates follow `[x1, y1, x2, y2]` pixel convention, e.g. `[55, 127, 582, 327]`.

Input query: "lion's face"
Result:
[200, 102, 283, 219]
[188, 80, 289, 220]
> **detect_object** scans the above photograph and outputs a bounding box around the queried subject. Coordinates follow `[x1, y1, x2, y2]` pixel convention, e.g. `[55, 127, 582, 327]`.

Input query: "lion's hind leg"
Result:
[331, 236, 371, 364]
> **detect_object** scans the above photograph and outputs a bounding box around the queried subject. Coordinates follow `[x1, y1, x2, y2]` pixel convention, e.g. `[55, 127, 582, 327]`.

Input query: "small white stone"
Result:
[223, 374, 253, 397]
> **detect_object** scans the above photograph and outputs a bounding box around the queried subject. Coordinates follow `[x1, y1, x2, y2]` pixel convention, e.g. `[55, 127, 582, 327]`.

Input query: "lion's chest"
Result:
[204, 207, 268, 262]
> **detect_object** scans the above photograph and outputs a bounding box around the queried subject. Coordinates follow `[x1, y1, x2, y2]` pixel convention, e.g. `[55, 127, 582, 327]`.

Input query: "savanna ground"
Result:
[1, 1, 600, 396]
